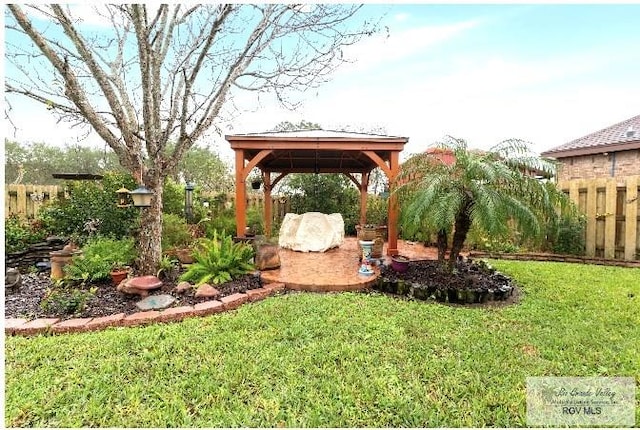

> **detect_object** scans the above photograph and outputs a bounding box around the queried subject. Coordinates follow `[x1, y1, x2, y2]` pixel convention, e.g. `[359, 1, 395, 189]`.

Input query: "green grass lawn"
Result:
[5, 260, 640, 427]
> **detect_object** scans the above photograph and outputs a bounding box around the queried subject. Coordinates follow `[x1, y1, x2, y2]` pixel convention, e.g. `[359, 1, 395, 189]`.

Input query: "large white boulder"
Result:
[279, 212, 344, 252]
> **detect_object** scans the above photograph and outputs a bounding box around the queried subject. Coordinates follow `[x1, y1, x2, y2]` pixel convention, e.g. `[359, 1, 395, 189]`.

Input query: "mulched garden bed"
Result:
[5, 257, 520, 321]
[375, 258, 520, 306]
[4, 271, 263, 321]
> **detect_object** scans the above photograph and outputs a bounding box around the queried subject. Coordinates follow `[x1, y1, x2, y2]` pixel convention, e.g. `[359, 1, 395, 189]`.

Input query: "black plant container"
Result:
[465, 289, 478, 304]
[412, 285, 430, 301]
[478, 290, 489, 304]
[396, 280, 409, 296]
[447, 288, 458, 303]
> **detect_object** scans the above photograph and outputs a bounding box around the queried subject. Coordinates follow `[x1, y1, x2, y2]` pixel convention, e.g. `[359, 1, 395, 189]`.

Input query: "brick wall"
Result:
[557, 149, 640, 181]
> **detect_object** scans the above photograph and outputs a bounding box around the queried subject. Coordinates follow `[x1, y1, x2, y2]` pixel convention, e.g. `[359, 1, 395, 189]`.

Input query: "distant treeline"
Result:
[4, 140, 233, 193]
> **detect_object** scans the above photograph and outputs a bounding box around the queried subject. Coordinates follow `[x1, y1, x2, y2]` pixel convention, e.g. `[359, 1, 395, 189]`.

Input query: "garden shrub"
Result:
[180, 230, 255, 285]
[198, 205, 264, 237]
[41, 285, 96, 314]
[162, 177, 208, 223]
[64, 236, 137, 284]
[365, 195, 388, 226]
[247, 207, 264, 235]
[37, 171, 139, 244]
[157, 255, 180, 282]
[4, 214, 48, 253]
[466, 225, 520, 253]
[285, 173, 360, 235]
[162, 178, 187, 218]
[162, 213, 193, 251]
[201, 206, 237, 237]
[398, 213, 435, 244]
[549, 213, 586, 255]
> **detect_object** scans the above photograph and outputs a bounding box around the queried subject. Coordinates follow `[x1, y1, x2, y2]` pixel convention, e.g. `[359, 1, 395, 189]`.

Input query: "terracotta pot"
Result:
[110, 269, 129, 285]
[391, 255, 410, 273]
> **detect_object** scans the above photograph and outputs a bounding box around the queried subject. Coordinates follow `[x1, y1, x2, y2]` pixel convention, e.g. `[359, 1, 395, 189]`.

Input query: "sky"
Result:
[4, 3, 640, 165]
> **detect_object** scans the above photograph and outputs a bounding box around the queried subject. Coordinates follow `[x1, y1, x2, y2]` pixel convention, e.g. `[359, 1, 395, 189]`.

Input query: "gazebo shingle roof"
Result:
[231, 129, 406, 140]
[541, 114, 640, 158]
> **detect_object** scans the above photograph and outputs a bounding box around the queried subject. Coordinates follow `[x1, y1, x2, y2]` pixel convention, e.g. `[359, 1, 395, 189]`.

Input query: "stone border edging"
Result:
[4, 283, 286, 337]
[468, 251, 640, 268]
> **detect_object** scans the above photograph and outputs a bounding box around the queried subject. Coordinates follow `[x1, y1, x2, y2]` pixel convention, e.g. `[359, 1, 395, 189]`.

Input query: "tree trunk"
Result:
[135, 172, 164, 275]
[448, 203, 473, 270]
[436, 229, 448, 264]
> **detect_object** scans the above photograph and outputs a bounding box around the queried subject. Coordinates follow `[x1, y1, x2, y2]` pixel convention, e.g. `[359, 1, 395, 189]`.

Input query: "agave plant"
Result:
[179, 230, 255, 285]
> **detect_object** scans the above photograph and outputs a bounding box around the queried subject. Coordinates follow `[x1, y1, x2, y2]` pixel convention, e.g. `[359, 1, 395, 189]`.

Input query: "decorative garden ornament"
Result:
[358, 240, 374, 276]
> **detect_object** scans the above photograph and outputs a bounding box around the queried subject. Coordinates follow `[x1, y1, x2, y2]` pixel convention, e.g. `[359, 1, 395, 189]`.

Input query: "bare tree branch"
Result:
[5, 3, 378, 273]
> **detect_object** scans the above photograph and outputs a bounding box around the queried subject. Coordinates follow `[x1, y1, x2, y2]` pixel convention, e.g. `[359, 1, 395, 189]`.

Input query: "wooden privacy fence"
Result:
[5, 184, 64, 219]
[558, 175, 639, 261]
[6, 186, 290, 225]
[203, 191, 291, 227]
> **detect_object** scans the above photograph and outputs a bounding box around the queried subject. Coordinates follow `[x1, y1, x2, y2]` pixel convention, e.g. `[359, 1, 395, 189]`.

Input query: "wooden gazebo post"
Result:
[386, 151, 400, 256]
[263, 170, 272, 236]
[359, 171, 369, 226]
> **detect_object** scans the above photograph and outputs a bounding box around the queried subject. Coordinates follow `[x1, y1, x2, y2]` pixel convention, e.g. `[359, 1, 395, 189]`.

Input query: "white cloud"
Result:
[393, 13, 410, 23]
[25, 4, 115, 28]
[6, 5, 640, 169]
[338, 18, 482, 75]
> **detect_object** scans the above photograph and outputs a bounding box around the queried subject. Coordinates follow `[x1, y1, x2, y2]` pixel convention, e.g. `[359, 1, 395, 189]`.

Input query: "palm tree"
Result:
[397, 136, 572, 270]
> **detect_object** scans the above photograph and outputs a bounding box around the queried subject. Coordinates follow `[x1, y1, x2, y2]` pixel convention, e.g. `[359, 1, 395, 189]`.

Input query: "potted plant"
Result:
[157, 255, 180, 282]
[249, 173, 262, 190]
[390, 255, 410, 273]
[109, 262, 130, 285]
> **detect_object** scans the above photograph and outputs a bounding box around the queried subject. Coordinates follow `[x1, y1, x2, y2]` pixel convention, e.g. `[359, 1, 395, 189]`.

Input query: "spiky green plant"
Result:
[179, 230, 255, 285]
[397, 136, 575, 270]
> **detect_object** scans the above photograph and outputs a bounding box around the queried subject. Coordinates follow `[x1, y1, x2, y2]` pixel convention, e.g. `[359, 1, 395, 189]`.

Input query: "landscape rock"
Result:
[195, 283, 220, 298]
[174, 281, 193, 294]
[5, 268, 22, 292]
[5, 237, 69, 271]
[279, 212, 344, 253]
[255, 244, 281, 270]
[136, 294, 176, 311]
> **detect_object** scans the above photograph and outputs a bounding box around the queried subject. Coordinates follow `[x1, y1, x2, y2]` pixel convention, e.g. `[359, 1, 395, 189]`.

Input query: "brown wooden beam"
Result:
[387, 151, 400, 256]
[242, 149, 273, 177]
[343, 172, 361, 189]
[362, 150, 391, 177]
[272, 172, 289, 188]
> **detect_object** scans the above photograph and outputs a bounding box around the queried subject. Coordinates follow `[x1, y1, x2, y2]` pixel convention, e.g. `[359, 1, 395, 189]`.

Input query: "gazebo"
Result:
[226, 130, 408, 256]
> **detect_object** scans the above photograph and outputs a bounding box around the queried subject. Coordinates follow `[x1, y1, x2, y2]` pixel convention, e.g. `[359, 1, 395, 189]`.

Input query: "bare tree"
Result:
[5, 4, 376, 273]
